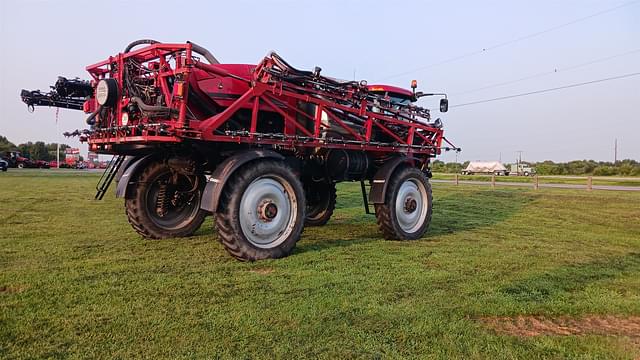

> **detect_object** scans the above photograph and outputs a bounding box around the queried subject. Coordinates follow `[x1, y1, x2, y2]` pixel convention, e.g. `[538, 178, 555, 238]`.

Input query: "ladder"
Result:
[94, 155, 126, 200]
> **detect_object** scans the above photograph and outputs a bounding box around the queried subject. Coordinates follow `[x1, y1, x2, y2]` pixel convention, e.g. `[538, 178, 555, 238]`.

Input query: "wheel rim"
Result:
[144, 171, 201, 230]
[395, 178, 428, 234]
[239, 176, 297, 249]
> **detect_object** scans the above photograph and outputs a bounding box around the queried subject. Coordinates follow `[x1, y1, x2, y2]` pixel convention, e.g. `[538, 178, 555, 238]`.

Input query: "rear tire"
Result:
[304, 181, 337, 227]
[375, 166, 432, 240]
[215, 160, 305, 261]
[125, 160, 207, 239]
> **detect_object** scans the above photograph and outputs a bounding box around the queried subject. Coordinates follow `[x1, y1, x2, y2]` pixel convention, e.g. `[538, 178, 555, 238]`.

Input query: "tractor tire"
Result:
[124, 160, 207, 239]
[17, 163, 24, 169]
[375, 166, 432, 240]
[524, 171, 530, 176]
[304, 181, 337, 227]
[215, 160, 305, 261]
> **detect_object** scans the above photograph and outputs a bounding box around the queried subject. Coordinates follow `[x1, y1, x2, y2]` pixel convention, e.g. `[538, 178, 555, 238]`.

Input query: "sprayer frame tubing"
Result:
[83, 43, 444, 157]
[196, 83, 443, 154]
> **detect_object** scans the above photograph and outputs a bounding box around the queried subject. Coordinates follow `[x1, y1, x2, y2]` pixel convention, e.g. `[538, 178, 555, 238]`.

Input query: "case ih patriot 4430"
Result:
[21, 40, 458, 261]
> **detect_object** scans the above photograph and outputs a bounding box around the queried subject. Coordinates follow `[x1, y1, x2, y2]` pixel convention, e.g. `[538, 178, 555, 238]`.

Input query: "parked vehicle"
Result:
[21, 40, 458, 261]
[2, 151, 33, 168]
[509, 163, 536, 176]
[462, 161, 509, 176]
[34, 160, 50, 169]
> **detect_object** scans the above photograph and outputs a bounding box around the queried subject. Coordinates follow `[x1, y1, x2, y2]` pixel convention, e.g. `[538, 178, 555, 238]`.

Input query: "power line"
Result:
[452, 48, 640, 96]
[450, 72, 640, 108]
[379, 0, 640, 80]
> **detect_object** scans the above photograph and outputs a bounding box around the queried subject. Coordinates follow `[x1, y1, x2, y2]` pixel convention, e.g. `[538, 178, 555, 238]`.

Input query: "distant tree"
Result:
[431, 160, 445, 172]
[0, 135, 17, 153]
[18, 142, 33, 158]
[431, 159, 640, 176]
[31, 141, 50, 161]
[46, 143, 70, 161]
[532, 159, 640, 176]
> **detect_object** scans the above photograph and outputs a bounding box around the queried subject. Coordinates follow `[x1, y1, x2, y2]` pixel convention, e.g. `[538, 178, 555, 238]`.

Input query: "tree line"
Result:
[432, 159, 640, 176]
[2, 134, 638, 176]
[0, 135, 71, 162]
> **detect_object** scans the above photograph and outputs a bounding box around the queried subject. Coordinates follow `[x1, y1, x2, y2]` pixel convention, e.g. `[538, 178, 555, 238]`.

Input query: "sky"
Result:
[0, 0, 638, 163]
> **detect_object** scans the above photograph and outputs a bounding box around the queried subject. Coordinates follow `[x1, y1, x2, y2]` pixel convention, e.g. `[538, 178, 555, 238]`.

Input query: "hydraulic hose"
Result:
[124, 39, 159, 53]
[124, 39, 220, 65]
[187, 41, 220, 64]
[86, 105, 102, 125]
[269, 52, 358, 88]
[130, 97, 177, 115]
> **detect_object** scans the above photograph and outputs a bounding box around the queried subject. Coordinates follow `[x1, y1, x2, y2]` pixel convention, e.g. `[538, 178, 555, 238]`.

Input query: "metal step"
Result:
[94, 155, 126, 200]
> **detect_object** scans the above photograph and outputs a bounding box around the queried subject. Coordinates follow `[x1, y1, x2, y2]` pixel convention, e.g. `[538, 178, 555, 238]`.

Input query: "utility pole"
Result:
[56, 108, 60, 169]
[515, 150, 523, 176]
[614, 138, 618, 163]
[516, 151, 523, 165]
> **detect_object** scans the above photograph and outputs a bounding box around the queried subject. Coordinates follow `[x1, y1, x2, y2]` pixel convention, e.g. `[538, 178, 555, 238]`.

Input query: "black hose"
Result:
[187, 41, 219, 64]
[130, 97, 177, 115]
[86, 105, 102, 125]
[269, 51, 359, 87]
[124, 39, 220, 65]
[124, 39, 160, 53]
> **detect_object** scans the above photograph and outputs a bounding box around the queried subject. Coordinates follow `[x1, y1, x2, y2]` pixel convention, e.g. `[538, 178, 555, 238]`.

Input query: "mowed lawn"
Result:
[1, 170, 640, 359]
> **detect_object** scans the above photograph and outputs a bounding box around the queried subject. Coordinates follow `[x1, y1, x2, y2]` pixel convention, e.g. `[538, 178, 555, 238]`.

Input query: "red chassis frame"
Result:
[84, 43, 449, 162]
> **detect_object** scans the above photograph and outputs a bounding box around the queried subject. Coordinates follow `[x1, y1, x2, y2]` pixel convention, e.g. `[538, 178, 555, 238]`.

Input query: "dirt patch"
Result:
[0, 284, 28, 294]
[480, 315, 640, 338]
[249, 268, 274, 275]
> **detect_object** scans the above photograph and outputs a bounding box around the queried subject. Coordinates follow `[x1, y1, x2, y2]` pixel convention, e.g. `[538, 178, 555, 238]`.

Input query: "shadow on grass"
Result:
[502, 252, 640, 302]
[296, 189, 534, 255]
[427, 189, 534, 237]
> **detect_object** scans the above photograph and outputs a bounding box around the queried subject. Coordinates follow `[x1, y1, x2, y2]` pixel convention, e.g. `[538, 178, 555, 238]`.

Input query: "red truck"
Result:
[2, 151, 49, 169]
[22, 40, 457, 261]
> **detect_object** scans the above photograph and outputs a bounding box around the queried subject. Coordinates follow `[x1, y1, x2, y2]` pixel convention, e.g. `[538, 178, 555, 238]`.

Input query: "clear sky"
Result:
[1, 0, 638, 163]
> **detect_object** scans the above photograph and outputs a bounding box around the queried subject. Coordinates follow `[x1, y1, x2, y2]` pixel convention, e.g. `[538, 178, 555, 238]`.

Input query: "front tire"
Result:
[216, 160, 305, 261]
[375, 166, 432, 240]
[125, 160, 207, 239]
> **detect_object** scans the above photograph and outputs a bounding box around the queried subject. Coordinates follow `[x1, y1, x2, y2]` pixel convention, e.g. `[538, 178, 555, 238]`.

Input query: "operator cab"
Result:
[367, 85, 415, 107]
[369, 81, 449, 113]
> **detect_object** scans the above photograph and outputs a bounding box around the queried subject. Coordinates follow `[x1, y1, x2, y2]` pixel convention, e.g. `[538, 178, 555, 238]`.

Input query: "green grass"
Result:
[432, 172, 640, 187]
[2, 170, 640, 358]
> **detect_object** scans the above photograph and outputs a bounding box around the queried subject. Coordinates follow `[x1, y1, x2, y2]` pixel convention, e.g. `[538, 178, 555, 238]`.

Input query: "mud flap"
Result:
[200, 150, 285, 213]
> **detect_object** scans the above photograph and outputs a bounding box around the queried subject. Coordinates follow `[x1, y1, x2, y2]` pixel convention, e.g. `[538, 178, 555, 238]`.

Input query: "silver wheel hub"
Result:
[395, 179, 428, 233]
[239, 177, 297, 249]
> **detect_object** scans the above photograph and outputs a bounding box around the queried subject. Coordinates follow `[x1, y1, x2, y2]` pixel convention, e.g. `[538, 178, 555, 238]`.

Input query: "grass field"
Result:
[432, 173, 640, 187]
[2, 170, 640, 359]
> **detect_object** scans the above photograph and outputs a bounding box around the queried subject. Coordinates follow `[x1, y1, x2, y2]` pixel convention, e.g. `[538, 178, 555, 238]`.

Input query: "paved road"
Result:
[431, 179, 640, 192]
